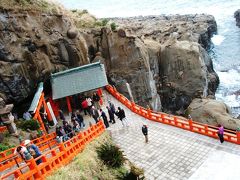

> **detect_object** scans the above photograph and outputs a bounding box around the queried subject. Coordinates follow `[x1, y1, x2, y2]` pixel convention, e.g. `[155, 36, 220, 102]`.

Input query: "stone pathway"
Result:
[104, 91, 240, 180]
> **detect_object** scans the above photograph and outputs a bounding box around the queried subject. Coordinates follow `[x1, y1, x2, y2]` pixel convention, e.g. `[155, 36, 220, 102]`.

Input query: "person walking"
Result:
[142, 125, 148, 143]
[108, 101, 116, 114]
[218, 125, 224, 143]
[116, 107, 128, 126]
[24, 140, 42, 165]
[100, 109, 109, 128]
[90, 106, 100, 123]
[106, 106, 115, 124]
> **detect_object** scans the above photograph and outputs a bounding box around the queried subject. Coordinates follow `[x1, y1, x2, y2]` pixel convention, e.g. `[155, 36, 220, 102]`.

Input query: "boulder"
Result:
[187, 98, 240, 130]
[67, 28, 78, 39]
[159, 40, 219, 112]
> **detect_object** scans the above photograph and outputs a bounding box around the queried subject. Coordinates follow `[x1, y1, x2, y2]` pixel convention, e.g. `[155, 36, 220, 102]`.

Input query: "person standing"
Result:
[218, 125, 224, 143]
[106, 106, 115, 124]
[108, 101, 116, 115]
[58, 109, 65, 121]
[100, 109, 109, 128]
[24, 140, 42, 165]
[92, 92, 101, 109]
[76, 110, 85, 128]
[63, 121, 74, 138]
[142, 125, 148, 143]
[81, 98, 89, 115]
[116, 107, 128, 126]
[90, 106, 100, 123]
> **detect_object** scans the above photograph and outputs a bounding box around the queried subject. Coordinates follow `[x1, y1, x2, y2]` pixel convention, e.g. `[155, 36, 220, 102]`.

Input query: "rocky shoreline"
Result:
[0, 0, 239, 130]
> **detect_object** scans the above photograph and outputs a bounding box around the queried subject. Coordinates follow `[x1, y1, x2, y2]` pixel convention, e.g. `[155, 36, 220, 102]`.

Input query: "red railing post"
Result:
[173, 116, 177, 125]
[237, 131, 240, 144]
[131, 101, 135, 112]
[27, 157, 42, 179]
[147, 109, 151, 119]
[189, 120, 193, 131]
[161, 114, 165, 122]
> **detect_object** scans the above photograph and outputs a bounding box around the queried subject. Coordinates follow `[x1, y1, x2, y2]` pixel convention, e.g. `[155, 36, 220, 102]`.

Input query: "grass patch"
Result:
[47, 132, 128, 180]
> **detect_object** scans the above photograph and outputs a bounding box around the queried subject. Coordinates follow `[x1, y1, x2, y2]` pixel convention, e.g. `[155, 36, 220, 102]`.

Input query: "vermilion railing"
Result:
[105, 85, 240, 145]
[0, 121, 105, 180]
[0, 132, 57, 173]
[0, 126, 7, 133]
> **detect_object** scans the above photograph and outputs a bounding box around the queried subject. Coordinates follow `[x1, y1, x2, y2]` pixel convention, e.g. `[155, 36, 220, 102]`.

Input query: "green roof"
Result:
[51, 62, 108, 100]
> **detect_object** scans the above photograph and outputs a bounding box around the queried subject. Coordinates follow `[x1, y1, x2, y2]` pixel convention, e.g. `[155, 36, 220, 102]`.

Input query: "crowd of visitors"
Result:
[54, 91, 129, 143]
[14, 90, 131, 167]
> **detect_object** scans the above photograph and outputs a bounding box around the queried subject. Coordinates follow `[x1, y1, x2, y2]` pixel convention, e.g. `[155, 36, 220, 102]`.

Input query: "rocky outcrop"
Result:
[110, 14, 217, 49]
[160, 39, 219, 113]
[0, 2, 225, 127]
[0, 7, 89, 103]
[234, 10, 240, 27]
[188, 98, 240, 130]
[83, 14, 218, 112]
[83, 28, 161, 110]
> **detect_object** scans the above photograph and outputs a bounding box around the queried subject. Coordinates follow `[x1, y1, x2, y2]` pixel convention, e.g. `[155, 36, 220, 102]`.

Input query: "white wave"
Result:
[217, 69, 240, 87]
[211, 35, 225, 46]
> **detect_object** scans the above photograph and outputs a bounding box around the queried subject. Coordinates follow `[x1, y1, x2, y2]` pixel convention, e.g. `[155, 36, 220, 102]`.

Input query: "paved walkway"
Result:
[103, 91, 240, 180]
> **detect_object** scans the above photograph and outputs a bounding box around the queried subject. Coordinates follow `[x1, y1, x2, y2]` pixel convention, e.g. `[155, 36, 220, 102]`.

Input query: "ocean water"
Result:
[58, 0, 240, 116]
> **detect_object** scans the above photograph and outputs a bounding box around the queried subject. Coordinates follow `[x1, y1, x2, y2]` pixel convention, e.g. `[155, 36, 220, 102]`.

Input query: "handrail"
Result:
[0, 132, 58, 173]
[0, 121, 105, 179]
[0, 126, 7, 133]
[105, 85, 240, 145]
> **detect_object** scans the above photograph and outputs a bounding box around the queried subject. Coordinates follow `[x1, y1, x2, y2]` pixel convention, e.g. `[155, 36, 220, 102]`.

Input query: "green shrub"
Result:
[18, 119, 40, 131]
[110, 22, 117, 31]
[97, 143, 125, 168]
[0, 144, 15, 152]
[117, 163, 145, 180]
[94, 19, 109, 27]
[101, 19, 109, 26]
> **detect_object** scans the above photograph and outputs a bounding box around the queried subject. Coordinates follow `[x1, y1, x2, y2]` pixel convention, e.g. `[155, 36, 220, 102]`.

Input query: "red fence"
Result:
[105, 85, 240, 145]
[0, 126, 7, 133]
[0, 121, 105, 180]
[0, 132, 57, 173]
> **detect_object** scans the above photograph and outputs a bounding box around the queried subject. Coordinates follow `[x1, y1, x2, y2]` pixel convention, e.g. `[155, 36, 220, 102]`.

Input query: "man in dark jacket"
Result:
[116, 107, 128, 126]
[107, 106, 115, 124]
[100, 109, 109, 128]
[142, 125, 148, 143]
[76, 110, 85, 128]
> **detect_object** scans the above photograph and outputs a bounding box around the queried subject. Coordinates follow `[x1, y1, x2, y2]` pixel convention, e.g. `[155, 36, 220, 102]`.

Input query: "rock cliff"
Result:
[234, 9, 240, 27]
[0, 1, 89, 104]
[84, 15, 218, 112]
[1, 1, 236, 129]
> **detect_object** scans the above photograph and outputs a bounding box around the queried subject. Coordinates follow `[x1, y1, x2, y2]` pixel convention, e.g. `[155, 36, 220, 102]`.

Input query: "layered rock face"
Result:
[160, 40, 219, 113]
[188, 98, 240, 130]
[0, 7, 88, 103]
[234, 9, 240, 27]
[84, 14, 218, 112]
[83, 28, 161, 110]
